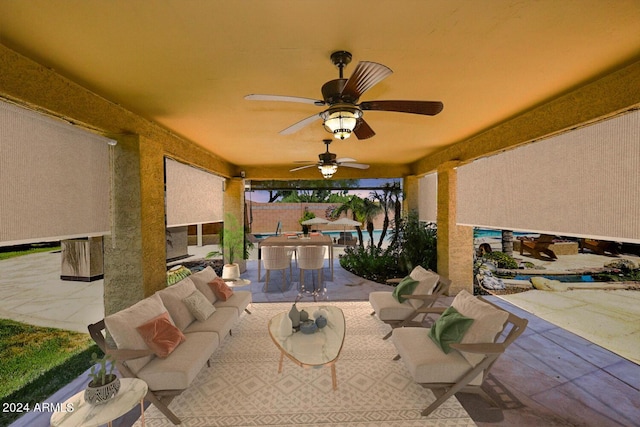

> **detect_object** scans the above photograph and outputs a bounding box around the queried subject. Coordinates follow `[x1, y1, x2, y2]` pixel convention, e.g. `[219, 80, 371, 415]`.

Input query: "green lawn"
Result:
[0, 244, 60, 261]
[0, 319, 98, 424]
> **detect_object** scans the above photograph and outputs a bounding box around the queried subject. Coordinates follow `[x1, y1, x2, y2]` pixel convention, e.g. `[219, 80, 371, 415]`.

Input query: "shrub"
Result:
[339, 245, 403, 283]
[340, 210, 438, 284]
[481, 251, 518, 269]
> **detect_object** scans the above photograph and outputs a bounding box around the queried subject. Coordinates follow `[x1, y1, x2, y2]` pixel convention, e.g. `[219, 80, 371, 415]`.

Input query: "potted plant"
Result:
[84, 353, 120, 405]
[221, 213, 254, 279]
[299, 209, 316, 235]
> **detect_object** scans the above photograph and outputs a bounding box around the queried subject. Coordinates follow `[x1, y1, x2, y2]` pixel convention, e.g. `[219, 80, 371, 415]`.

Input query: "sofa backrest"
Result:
[188, 266, 219, 304]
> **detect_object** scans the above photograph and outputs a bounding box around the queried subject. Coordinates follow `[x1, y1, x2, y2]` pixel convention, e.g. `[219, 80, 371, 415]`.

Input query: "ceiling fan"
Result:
[290, 139, 369, 179]
[245, 50, 443, 140]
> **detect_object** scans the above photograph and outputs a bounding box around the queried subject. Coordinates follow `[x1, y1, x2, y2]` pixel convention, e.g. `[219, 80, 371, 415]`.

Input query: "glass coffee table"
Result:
[268, 305, 345, 390]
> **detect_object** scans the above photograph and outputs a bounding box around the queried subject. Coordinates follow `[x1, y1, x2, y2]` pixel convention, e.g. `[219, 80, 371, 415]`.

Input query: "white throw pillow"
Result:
[182, 290, 216, 322]
[451, 290, 509, 366]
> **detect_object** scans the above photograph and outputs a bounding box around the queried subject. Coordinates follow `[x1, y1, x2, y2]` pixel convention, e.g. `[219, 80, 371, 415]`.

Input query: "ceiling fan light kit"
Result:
[318, 163, 338, 179]
[321, 105, 362, 140]
[290, 139, 369, 179]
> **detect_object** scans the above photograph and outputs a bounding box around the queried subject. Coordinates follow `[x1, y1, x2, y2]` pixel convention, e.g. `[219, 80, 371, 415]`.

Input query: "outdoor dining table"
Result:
[258, 234, 333, 282]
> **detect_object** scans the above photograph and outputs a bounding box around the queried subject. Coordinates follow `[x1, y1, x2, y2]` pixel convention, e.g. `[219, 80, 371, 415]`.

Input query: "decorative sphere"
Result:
[315, 315, 327, 329]
[299, 320, 318, 334]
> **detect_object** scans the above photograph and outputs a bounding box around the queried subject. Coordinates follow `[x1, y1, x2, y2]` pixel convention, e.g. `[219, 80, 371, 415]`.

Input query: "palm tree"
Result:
[332, 195, 366, 248]
[361, 198, 383, 249]
[501, 230, 514, 256]
[371, 182, 403, 249]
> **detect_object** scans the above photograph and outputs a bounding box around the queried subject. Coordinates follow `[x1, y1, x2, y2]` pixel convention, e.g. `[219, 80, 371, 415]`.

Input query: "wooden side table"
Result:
[50, 378, 147, 427]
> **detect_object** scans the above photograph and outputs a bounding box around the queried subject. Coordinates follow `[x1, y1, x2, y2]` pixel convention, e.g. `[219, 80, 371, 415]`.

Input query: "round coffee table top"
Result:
[224, 278, 251, 287]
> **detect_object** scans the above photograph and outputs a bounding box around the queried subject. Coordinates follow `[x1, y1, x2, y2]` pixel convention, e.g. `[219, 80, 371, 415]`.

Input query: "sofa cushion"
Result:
[182, 290, 216, 322]
[183, 306, 238, 339]
[209, 277, 234, 301]
[189, 266, 219, 303]
[213, 290, 251, 316]
[392, 326, 482, 386]
[136, 331, 218, 391]
[104, 293, 168, 374]
[369, 291, 419, 321]
[451, 290, 509, 366]
[157, 277, 198, 330]
[136, 312, 186, 358]
[428, 306, 474, 354]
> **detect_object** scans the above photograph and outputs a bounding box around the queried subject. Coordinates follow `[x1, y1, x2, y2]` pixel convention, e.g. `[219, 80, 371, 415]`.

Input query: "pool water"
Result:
[254, 229, 392, 244]
[474, 228, 530, 238]
[512, 274, 598, 282]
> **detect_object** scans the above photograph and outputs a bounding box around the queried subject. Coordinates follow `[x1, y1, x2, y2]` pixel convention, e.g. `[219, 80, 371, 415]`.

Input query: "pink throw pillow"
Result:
[209, 277, 234, 301]
[136, 312, 186, 358]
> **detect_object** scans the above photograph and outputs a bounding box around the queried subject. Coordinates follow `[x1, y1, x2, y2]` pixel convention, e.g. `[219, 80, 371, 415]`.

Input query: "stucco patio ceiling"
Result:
[1, 1, 639, 178]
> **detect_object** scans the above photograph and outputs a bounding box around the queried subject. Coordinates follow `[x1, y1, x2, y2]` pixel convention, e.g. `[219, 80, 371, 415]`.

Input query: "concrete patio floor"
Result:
[2, 247, 639, 426]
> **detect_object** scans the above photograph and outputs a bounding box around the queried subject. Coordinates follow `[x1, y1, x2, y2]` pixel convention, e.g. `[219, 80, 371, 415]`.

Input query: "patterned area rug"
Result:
[134, 301, 475, 426]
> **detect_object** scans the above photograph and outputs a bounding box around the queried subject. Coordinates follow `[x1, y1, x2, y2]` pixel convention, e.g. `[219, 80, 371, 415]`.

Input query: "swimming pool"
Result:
[511, 274, 600, 282]
[474, 228, 530, 239]
[254, 229, 391, 243]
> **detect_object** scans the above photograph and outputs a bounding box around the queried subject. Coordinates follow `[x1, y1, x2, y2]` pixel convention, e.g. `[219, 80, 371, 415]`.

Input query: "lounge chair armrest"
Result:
[402, 294, 439, 302]
[406, 305, 447, 316]
[449, 342, 506, 354]
[106, 348, 154, 360]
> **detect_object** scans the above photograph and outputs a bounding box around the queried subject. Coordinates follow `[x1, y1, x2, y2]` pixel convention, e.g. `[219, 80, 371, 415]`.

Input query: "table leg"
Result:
[329, 243, 333, 281]
[331, 364, 337, 390]
[258, 246, 262, 282]
[278, 351, 284, 373]
[140, 398, 145, 427]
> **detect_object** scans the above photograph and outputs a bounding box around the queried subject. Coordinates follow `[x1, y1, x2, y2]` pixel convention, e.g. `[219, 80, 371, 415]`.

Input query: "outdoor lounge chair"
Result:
[337, 231, 357, 246]
[369, 266, 451, 339]
[519, 234, 558, 260]
[579, 238, 620, 256]
[391, 291, 528, 417]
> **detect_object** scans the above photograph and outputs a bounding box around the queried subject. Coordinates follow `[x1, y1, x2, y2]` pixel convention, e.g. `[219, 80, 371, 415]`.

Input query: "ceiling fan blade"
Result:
[290, 164, 318, 172]
[340, 162, 370, 170]
[336, 157, 357, 163]
[359, 100, 444, 116]
[353, 118, 376, 140]
[279, 113, 322, 135]
[340, 61, 392, 100]
[293, 160, 315, 164]
[245, 94, 325, 106]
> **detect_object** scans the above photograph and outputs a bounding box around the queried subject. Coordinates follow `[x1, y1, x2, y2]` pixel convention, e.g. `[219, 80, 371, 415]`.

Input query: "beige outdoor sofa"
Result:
[88, 266, 251, 425]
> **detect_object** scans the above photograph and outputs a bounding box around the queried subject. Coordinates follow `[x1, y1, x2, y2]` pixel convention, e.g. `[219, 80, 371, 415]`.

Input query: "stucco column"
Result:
[103, 135, 167, 315]
[436, 162, 474, 295]
[223, 178, 246, 271]
[403, 175, 419, 215]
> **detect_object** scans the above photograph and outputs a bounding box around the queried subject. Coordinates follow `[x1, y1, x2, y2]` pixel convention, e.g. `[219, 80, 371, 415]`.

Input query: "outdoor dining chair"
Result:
[262, 246, 293, 292]
[296, 245, 326, 300]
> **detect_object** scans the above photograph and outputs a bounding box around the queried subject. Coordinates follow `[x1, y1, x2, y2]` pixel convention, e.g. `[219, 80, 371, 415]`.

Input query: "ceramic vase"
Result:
[288, 303, 300, 328]
[279, 313, 293, 337]
[84, 375, 121, 405]
[222, 263, 240, 280]
[299, 309, 309, 322]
